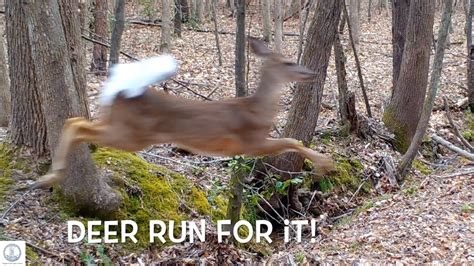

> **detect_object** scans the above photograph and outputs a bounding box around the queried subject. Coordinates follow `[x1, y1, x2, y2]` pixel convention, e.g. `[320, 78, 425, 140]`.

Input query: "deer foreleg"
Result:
[32, 117, 105, 189]
[247, 138, 335, 173]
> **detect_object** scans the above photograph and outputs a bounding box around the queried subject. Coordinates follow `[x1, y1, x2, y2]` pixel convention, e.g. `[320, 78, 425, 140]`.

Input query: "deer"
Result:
[31, 38, 334, 189]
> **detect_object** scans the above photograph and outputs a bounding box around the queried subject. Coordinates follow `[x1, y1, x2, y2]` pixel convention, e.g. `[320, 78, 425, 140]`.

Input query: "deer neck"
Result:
[251, 70, 282, 108]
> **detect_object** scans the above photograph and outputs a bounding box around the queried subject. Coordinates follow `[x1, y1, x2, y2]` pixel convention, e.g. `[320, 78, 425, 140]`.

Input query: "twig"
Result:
[171, 79, 213, 101]
[348, 179, 367, 203]
[443, 96, 474, 152]
[432, 134, 474, 161]
[81, 34, 138, 61]
[434, 167, 474, 178]
[0, 188, 33, 221]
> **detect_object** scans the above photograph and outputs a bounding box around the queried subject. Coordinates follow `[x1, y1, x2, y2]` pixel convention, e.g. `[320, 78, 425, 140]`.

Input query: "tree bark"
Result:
[274, 0, 283, 52]
[349, 0, 360, 48]
[10, 0, 121, 216]
[270, 0, 342, 177]
[334, 19, 357, 133]
[174, 0, 183, 36]
[91, 0, 108, 73]
[6, 1, 48, 156]
[391, 0, 410, 90]
[468, 0, 474, 112]
[398, 0, 454, 179]
[196, 0, 205, 23]
[109, 0, 125, 65]
[212, 0, 223, 66]
[161, 0, 173, 52]
[383, 1, 435, 152]
[0, 17, 10, 127]
[262, 0, 272, 42]
[235, 0, 246, 97]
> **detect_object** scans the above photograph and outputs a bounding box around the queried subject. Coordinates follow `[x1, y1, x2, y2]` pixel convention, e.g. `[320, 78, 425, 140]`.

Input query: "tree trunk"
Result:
[334, 19, 358, 133]
[235, 0, 246, 97]
[349, 0, 360, 48]
[469, 0, 474, 112]
[109, 0, 125, 65]
[196, 0, 205, 22]
[161, 0, 173, 52]
[174, 0, 183, 37]
[0, 17, 10, 127]
[368, 0, 372, 22]
[212, 0, 223, 66]
[274, 0, 283, 52]
[262, 0, 272, 42]
[10, 0, 121, 216]
[398, 0, 453, 179]
[6, 1, 48, 156]
[91, 0, 108, 73]
[270, 0, 342, 178]
[383, 1, 435, 152]
[391, 0, 410, 90]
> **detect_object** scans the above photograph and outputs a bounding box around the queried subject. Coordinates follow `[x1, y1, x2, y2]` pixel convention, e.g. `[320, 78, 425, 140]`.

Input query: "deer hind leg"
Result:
[32, 117, 105, 189]
[246, 138, 335, 173]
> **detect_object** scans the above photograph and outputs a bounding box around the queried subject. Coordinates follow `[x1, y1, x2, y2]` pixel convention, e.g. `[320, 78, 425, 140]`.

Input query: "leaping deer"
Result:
[32, 38, 334, 189]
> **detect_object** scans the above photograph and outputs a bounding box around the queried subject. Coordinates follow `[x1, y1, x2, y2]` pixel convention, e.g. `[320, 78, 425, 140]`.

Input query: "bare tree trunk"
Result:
[212, 0, 223, 65]
[349, 0, 360, 48]
[334, 18, 357, 133]
[91, 0, 108, 73]
[262, 0, 271, 42]
[0, 17, 10, 127]
[391, 0, 410, 90]
[297, 0, 311, 64]
[269, 0, 342, 211]
[109, 0, 125, 65]
[26, 0, 121, 216]
[6, 1, 48, 156]
[368, 0, 372, 22]
[398, 0, 453, 179]
[383, 1, 435, 152]
[343, 1, 372, 117]
[274, 0, 283, 52]
[225, 157, 246, 235]
[468, 0, 474, 112]
[235, 0, 246, 97]
[196, 0, 205, 22]
[161, 0, 173, 52]
[174, 0, 183, 37]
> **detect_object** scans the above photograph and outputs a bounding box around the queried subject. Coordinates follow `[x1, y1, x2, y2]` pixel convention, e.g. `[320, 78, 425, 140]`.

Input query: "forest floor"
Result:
[0, 4, 473, 264]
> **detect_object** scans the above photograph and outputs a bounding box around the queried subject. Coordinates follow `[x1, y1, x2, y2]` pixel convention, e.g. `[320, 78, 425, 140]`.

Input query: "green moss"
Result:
[383, 108, 410, 152]
[26, 246, 40, 262]
[412, 159, 432, 175]
[316, 155, 366, 193]
[460, 203, 473, 214]
[0, 144, 17, 206]
[53, 148, 226, 249]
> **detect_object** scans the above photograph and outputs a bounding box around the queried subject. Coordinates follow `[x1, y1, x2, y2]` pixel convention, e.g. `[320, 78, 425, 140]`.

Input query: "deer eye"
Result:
[284, 62, 294, 66]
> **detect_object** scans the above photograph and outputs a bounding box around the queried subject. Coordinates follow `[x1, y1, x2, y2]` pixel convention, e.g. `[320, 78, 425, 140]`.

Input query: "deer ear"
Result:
[248, 37, 272, 57]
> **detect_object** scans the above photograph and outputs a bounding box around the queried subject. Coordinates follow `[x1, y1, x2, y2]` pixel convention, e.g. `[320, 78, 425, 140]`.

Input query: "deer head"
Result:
[249, 37, 316, 84]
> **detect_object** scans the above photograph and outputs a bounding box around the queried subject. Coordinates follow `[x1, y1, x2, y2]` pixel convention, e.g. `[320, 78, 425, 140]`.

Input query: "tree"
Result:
[91, 0, 108, 73]
[0, 18, 10, 127]
[391, 0, 410, 89]
[262, 0, 272, 42]
[269, 0, 343, 211]
[383, 1, 435, 152]
[235, 0, 246, 97]
[161, 0, 173, 52]
[274, 0, 283, 52]
[398, 0, 454, 179]
[349, 0, 360, 48]
[6, 0, 48, 156]
[468, 0, 474, 112]
[196, 0, 205, 23]
[6, 0, 121, 216]
[109, 0, 125, 65]
[212, 0, 223, 66]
